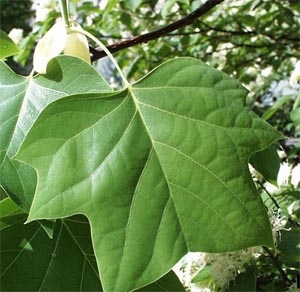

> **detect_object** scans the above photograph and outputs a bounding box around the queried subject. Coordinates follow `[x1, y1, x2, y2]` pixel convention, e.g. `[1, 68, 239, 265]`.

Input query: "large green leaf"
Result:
[15, 57, 281, 291]
[0, 57, 111, 210]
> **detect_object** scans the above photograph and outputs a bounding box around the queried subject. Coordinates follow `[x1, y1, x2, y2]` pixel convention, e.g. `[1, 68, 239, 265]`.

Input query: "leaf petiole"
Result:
[70, 27, 130, 89]
[59, 0, 70, 27]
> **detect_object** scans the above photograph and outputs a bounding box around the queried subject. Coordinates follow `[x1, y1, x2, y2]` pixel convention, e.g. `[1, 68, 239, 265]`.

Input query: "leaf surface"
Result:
[0, 56, 111, 210]
[15, 57, 281, 291]
[0, 30, 21, 59]
[0, 198, 184, 291]
[0, 214, 103, 291]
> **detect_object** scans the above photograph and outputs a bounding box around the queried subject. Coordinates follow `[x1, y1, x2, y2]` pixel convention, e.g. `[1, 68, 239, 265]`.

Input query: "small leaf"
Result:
[15, 57, 281, 291]
[250, 144, 281, 185]
[291, 108, 300, 127]
[261, 95, 294, 121]
[0, 197, 26, 231]
[277, 229, 300, 262]
[0, 30, 21, 59]
[191, 265, 212, 283]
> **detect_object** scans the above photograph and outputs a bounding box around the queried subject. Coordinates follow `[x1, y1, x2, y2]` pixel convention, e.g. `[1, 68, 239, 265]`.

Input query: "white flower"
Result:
[8, 28, 23, 45]
[33, 21, 90, 74]
[203, 248, 260, 289]
[290, 61, 300, 85]
[173, 252, 208, 292]
[31, 0, 58, 22]
[268, 208, 288, 244]
[174, 248, 260, 291]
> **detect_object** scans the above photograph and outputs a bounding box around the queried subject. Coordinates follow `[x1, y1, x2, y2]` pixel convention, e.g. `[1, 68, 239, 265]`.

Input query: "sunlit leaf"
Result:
[15, 57, 281, 291]
[0, 56, 111, 210]
[0, 30, 21, 60]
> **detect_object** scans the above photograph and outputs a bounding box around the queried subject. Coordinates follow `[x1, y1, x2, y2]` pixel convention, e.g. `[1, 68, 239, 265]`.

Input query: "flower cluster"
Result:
[268, 208, 288, 245]
[174, 206, 290, 291]
[203, 247, 260, 290]
[31, 0, 58, 22]
[173, 252, 207, 292]
[174, 247, 260, 291]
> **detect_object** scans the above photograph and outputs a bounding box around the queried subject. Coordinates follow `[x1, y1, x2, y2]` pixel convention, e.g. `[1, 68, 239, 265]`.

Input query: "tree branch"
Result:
[90, 0, 225, 61]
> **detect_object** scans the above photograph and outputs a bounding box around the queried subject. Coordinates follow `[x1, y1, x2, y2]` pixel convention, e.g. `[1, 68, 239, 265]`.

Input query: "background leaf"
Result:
[0, 214, 103, 291]
[250, 144, 281, 185]
[136, 270, 185, 291]
[226, 267, 256, 291]
[0, 197, 26, 230]
[16, 57, 281, 291]
[277, 229, 300, 263]
[0, 197, 184, 291]
[0, 30, 21, 59]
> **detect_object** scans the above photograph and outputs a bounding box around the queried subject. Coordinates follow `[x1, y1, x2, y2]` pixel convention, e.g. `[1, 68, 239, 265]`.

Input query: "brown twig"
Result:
[90, 0, 225, 61]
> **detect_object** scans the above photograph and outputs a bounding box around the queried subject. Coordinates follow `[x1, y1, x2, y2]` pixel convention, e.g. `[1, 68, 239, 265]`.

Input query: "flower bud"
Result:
[33, 21, 91, 74]
[64, 32, 90, 64]
[33, 21, 67, 74]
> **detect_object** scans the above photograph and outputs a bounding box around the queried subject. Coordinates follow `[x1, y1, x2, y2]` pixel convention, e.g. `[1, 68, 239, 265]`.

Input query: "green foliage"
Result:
[227, 268, 256, 291]
[0, 30, 21, 59]
[250, 144, 281, 185]
[0, 0, 299, 291]
[1, 197, 184, 291]
[0, 55, 281, 291]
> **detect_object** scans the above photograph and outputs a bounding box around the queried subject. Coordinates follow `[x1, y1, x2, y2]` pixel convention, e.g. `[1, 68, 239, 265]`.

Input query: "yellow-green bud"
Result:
[33, 21, 67, 74]
[64, 32, 90, 64]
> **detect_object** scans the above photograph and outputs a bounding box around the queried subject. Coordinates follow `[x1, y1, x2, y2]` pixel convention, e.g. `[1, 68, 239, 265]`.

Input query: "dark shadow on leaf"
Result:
[45, 58, 63, 82]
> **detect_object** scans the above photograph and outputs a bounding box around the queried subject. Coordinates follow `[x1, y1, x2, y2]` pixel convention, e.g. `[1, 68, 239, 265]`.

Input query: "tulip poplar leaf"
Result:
[14, 57, 281, 292]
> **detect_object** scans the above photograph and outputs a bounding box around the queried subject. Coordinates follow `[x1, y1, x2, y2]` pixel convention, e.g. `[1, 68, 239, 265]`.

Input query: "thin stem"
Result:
[27, 68, 35, 79]
[72, 27, 130, 88]
[263, 246, 292, 285]
[59, 0, 70, 27]
[256, 180, 281, 209]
